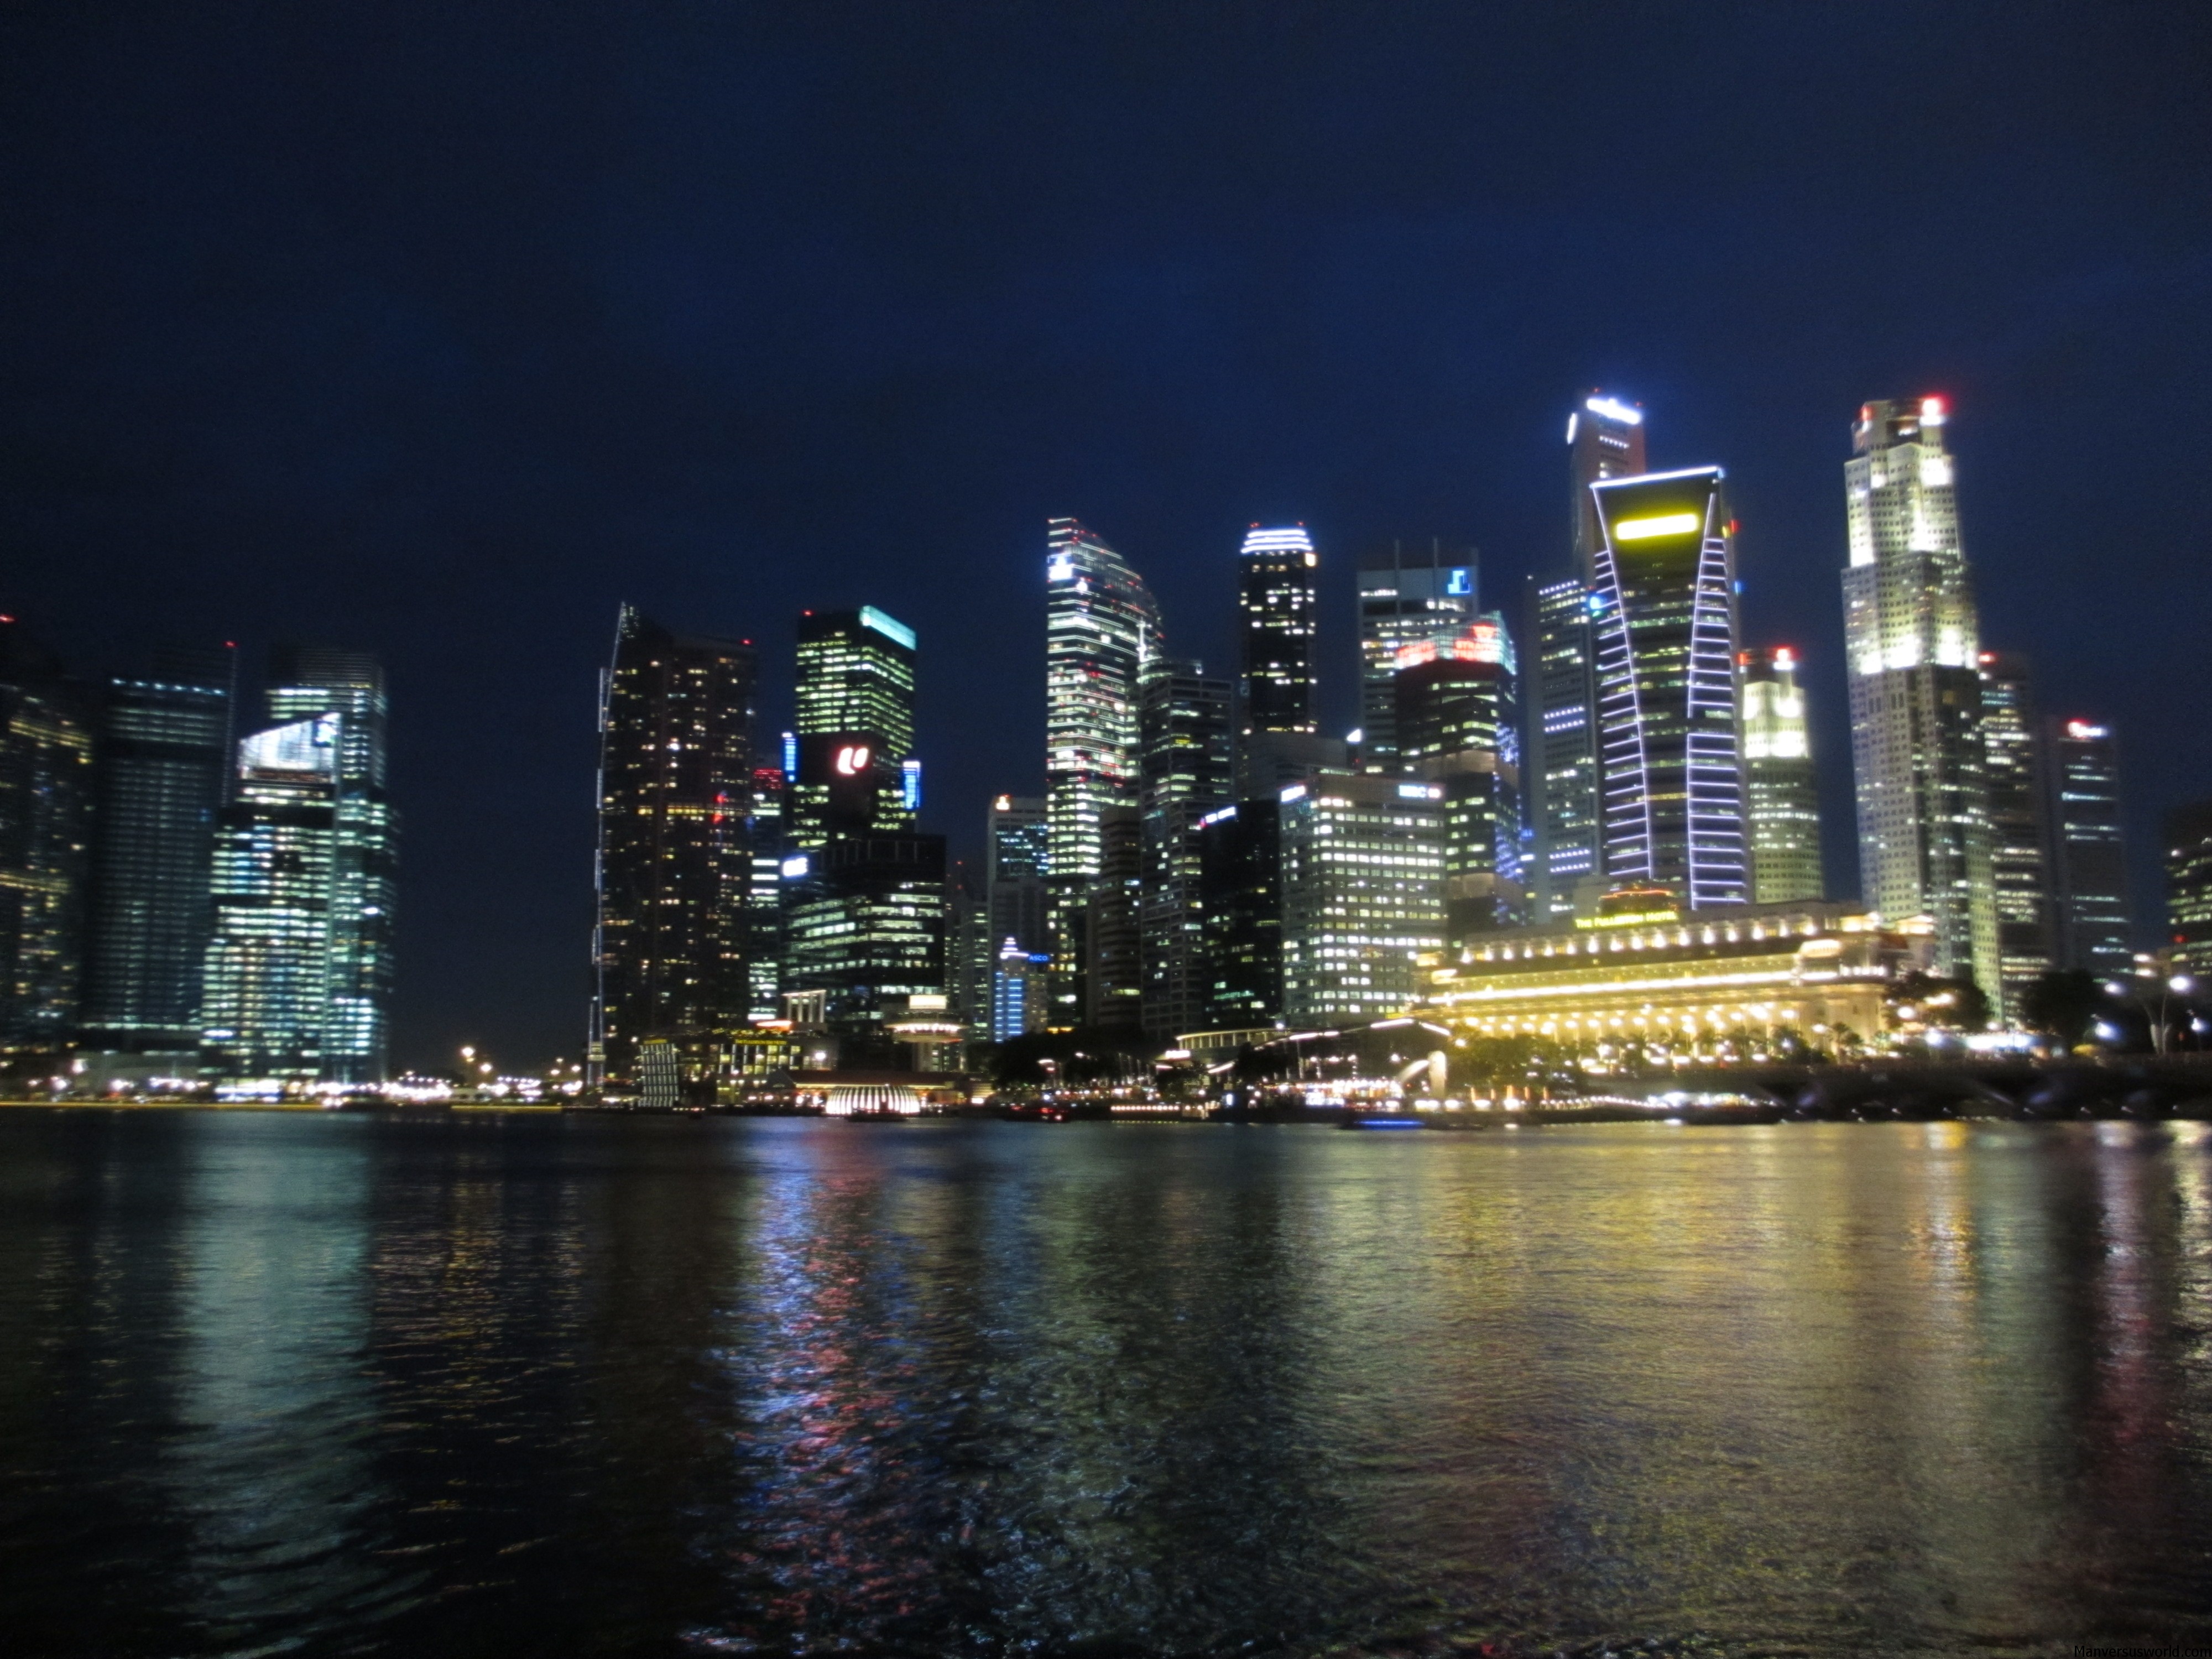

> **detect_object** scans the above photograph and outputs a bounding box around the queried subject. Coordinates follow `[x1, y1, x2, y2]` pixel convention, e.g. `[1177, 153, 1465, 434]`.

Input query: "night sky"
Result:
[4, 3, 2208, 1071]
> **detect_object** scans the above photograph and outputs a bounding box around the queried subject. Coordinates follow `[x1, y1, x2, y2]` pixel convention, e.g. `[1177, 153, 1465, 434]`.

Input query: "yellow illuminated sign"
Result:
[1613, 512, 1701, 542]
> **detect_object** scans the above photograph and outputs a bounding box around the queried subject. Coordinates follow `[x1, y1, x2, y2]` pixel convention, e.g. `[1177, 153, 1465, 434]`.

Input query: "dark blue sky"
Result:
[4, 3, 2209, 1070]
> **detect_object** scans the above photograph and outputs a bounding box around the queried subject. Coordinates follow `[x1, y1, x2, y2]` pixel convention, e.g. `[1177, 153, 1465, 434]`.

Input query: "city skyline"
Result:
[3, 7, 2205, 1071]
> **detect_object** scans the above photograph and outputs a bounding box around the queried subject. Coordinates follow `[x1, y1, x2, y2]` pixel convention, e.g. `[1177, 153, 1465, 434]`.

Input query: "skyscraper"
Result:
[2164, 800, 2212, 978]
[1589, 466, 1747, 906]
[985, 795, 1050, 957]
[1195, 797, 1283, 1032]
[1238, 525, 1318, 736]
[0, 621, 95, 1064]
[1138, 660, 1235, 1039]
[1392, 622, 1526, 949]
[2044, 717, 2132, 976]
[1978, 651, 2054, 1013]
[593, 608, 758, 1088]
[78, 646, 236, 1068]
[1531, 392, 1650, 917]
[1841, 396, 1999, 989]
[1279, 773, 1446, 1026]
[1358, 540, 1479, 766]
[791, 607, 917, 849]
[1084, 805, 1145, 1029]
[200, 715, 343, 1082]
[201, 646, 396, 1084]
[1044, 518, 1162, 1024]
[781, 831, 948, 1063]
[1739, 647, 1822, 904]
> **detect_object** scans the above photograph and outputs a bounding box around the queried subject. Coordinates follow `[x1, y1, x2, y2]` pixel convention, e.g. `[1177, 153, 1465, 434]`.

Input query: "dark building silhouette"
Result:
[79, 646, 235, 1068]
[2045, 716, 2131, 975]
[0, 620, 95, 1066]
[1237, 525, 1318, 737]
[1196, 797, 1283, 1031]
[1139, 660, 1234, 1040]
[592, 606, 759, 1087]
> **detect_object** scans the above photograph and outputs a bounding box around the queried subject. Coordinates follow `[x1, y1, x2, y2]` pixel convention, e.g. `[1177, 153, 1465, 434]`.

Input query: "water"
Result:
[2, 1112, 2208, 1657]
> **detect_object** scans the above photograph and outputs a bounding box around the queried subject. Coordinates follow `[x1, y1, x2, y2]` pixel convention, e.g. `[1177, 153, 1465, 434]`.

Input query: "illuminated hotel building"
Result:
[1239, 525, 1318, 736]
[1044, 518, 1162, 1021]
[2044, 716, 2131, 975]
[1739, 647, 1822, 904]
[1392, 620, 1526, 948]
[791, 607, 917, 849]
[79, 647, 236, 1068]
[1978, 651, 2054, 1011]
[1589, 466, 1747, 906]
[1279, 772, 1446, 1026]
[1357, 540, 1477, 765]
[1842, 396, 1999, 990]
[2164, 800, 2212, 978]
[1531, 392, 1648, 917]
[1426, 899, 1924, 1051]
[1138, 660, 1235, 1039]
[593, 609, 758, 1087]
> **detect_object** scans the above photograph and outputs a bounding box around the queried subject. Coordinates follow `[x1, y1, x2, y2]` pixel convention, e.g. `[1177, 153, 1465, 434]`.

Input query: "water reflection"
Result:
[0, 1114, 2206, 1656]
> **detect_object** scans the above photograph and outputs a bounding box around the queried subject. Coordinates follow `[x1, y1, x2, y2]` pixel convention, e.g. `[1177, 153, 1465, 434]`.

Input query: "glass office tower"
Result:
[1978, 650, 2053, 1014]
[1358, 539, 1479, 766]
[1238, 525, 1318, 735]
[1739, 647, 1822, 904]
[985, 795, 1050, 958]
[79, 646, 236, 1066]
[791, 607, 917, 849]
[593, 608, 758, 1088]
[1588, 466, 1748, 907]
[1843, 397, 1999, 989]
[1138, 659, 1235, 1039]
[1392, 622, 1526, 950]
[1195, 798, 1284, 1032]
[1279, 773, 1446, 1026]
[0, 620, 95, 1062]
[1044, 518, 1162, 1024]
[2045, 717, 2132, 976]
[1531, 392, 1650, 917]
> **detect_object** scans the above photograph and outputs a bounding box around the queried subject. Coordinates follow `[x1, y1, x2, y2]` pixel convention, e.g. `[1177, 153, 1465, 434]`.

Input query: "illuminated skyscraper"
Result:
[79, 646, 236, 1067]
[1238, 525, 1318, 736]
[791, 607, 917, 849]
[1138, 659, 1234, 1039]
[1358, 540, 1478, 766]
[1842, 397, 1999, 988]
[0, 622, 94, 1062]
[985, 795, 1049, 957]
[781, 831, 947, 1063]
[1532, 393, 1648, 916]
[1393, 620, 1526, 949]
[1044, 518, 1162, 1022]
[593, 609, 758, 1088]
[1279, 773, 1446, 1025]
[2044, 717, 2131, 976]
[1978, 651, 2053, 1012]
[1739, 647, 1822, 904]
[2164, 800, 2212, 978]
[1589, 467, 1747, 906]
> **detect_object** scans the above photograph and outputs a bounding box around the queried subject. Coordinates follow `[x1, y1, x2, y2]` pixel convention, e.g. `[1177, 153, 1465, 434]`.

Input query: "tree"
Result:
[2018, 969, 2103, 1050]
[1887, 971, 1991, 1034]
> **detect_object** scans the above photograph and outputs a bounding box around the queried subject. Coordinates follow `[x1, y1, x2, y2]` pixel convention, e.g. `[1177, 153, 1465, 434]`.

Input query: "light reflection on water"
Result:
[1, 1113, 2208, 1656]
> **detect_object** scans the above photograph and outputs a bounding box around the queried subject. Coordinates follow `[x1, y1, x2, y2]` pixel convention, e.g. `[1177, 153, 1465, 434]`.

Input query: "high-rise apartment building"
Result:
[1393, 622, 1526, 950]
[1841, 397, 1999, 989]
[1589, 467, 1747, 906]
[1138, 660, 1235, 1039]
[78, 647, 236, 1067]
[2164, 800, 2212, 978]
[0, 622, 95, 1063]
[1280, 772, 1447, 1026]
[1739, 648, 1822, 904]
[1195, 798, 1284, 1032]
[1356, 541, 1479, 765]
[1978, 651, 2053, 1012]
[1238, 525, 1318, 737]
[1531, 393, 1650, 918]
[791, 607, 917, 849]
[2044, 717, 2131, 976]
[1044, 518, 1162, 1023]
[593, 608, 758, 1087]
